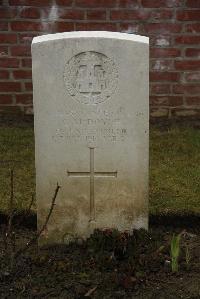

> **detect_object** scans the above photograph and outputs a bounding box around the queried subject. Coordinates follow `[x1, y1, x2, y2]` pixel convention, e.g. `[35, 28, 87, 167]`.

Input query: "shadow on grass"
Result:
[0, 211, 200, 231]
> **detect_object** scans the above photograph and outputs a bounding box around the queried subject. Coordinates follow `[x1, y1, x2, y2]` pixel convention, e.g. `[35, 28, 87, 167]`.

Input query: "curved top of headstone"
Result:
[32, 31, 149, 45]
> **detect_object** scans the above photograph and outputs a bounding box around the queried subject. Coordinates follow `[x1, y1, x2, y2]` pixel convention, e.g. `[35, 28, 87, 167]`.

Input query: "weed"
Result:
[170, 233, 182, 273]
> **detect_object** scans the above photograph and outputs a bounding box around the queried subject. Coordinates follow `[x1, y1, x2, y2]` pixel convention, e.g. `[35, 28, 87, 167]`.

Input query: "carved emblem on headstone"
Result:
[64, 51, 118, 105]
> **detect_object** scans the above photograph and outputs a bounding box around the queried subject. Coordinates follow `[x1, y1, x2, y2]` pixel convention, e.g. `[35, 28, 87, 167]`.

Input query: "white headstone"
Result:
[32, 31, 149, 245]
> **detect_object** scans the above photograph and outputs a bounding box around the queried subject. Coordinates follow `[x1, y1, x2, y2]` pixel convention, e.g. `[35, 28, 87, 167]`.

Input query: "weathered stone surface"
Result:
[32, 31, 149, 245]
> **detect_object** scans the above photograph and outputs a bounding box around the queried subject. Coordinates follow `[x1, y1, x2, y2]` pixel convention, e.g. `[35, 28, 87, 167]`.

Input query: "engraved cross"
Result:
[67, 148, 117, 222]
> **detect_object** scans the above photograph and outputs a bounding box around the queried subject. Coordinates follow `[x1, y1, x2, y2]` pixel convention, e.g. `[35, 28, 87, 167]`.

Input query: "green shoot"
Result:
[170, 233, 182, 273]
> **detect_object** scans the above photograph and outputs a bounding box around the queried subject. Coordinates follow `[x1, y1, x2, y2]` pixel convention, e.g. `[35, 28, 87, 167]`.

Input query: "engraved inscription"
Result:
[64, 51, 118, 105]
[53, 107, 128, 144]
[67, 148, 117, 222]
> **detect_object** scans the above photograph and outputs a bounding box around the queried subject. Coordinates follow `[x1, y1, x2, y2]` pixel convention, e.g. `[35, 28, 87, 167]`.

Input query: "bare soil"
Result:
[0, 222, 199, 299]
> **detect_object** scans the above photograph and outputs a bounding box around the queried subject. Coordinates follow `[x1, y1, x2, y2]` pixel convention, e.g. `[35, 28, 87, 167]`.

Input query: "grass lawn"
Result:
[0, 124, 199, 216]
[150, 126, 200, 216]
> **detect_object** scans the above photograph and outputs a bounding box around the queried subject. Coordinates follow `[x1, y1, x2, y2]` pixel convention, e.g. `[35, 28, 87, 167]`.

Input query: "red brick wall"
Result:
[0, 0, 200, 119]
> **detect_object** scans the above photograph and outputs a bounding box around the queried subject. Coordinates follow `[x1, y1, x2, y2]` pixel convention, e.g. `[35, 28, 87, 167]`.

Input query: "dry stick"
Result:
[7, 169, 14, 238]
[10, 232, 16, 270]
[14, 183, 60, 259]
[2, 168, 14, 251]
[27, 193, 35, 212]
[2, 228, 8, 251]
[6, 169, 15, 269]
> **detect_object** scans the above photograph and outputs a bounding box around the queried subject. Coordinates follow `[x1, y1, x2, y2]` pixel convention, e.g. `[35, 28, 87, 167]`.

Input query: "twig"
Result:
[14, 183, 60, 259]
[2, 225, 8, 251]
[84, 286, 98, 297]
[5, 169, 15, 270]
[10, 231, 16, 270]
[27, 193, 35, 212]
[7, 169, 14, 238]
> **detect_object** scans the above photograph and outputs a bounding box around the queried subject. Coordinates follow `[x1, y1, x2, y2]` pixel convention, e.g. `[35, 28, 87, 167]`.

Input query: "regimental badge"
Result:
[64, 51, 118, 105]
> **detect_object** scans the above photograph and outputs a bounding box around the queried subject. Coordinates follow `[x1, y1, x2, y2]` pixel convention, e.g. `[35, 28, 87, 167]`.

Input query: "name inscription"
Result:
[53, 107, 127, 144]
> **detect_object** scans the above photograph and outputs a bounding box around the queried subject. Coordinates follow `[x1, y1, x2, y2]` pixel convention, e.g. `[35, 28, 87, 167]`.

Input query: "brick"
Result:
[0, 22, 8, 31]
[75, 0, 116, 8]
[151, 84, 171, 94]
[150, 96, 183, 106]
[185, 49, 200, 57]
[150, 107, 169, 118]
[144, 23, 182, 34]
[119, 23, 141, 34]
[150, 72, 180, 82]
[151, 10, 173, 20]
[168, 96, 183, 107]
[58, 9, 84, 19]
[13, 70, 32, 79]
[151, 60, 173, 71]
[150, 48, 181, 58]
[22, 58, 32, 67]
[110, 10, 150, 20]
[0, 82, 21, 92]
[54, 22, 74, 32]
[9, 0, 53, 6]
[0, 34, 17, 44]
[87, 10, 106, 20]
[41, 22, 55, 32]
[175, 36, 200, 44]
[119, 0, 140, 8]
[0, 58, 20, 68]
[56, 0, 73, 5]
[41, 8, 83, 20]
[173, 108, 200, 117]
[0, 70, 9, 79]
[76, 22, 117, 31]
[11, 21, 43, 32]
[0, 95, 13, 105]
[19, 33, 37, 44]
[173, 84, 200, 94]
[186, 97, 200, 105]
[142, 0, 182, 7]
[175, 60, 200, 71]
[176, 10, 200, 21]
[167, 96, 183, 106]
[186, 24, 200, 33]
[150, 96, 168, 105]
[0, 8, 17, 18]
[186, 0, 200, 8]
[24, 106, 33, 115]
[24, 82, 33, 91]
[0, 105, 23, 114]
[152, 35, 171, 47]
[20, 7, 41, 19]
[0, 46, 8, 56]
[185, 72, 200, 82]
[11, 45, 31, 57]
[15, 94, 32, 105]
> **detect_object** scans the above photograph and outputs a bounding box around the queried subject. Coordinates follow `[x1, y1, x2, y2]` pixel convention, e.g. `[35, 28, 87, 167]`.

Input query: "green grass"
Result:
[150, 126, 200, 215]
[0, 127, 35, 212]
[0, 125, 199, 215]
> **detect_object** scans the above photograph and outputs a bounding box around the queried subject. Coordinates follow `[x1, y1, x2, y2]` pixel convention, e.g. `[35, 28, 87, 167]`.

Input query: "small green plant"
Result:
[170, 233, 182, 273]
[185, 245, 191, 270]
